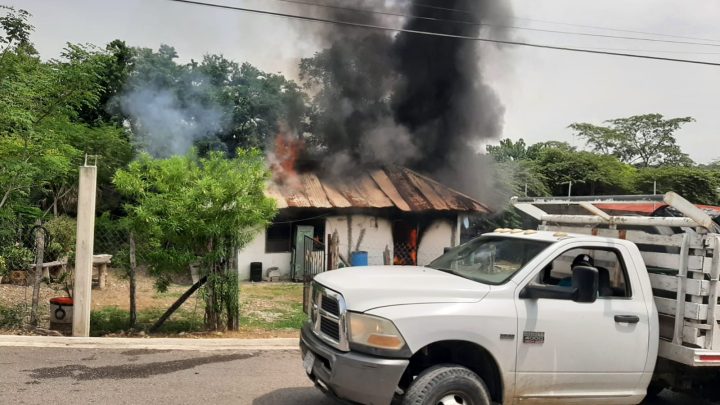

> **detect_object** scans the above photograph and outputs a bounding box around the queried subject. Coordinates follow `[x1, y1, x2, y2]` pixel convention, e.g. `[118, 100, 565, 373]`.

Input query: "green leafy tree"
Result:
[486, 138, 529, 162]
[0, 7, 133, 221]
[570, 114, 694, 167]
[113, 149, 277, 330]
[119, 48, 308, 155]
[533, 147, 636, 196]
[0, 5, 34, 56]
[634, 167, 719, 205]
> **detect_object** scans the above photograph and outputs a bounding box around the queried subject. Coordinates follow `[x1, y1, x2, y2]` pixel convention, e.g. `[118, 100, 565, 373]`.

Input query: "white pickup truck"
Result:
[300, 192, 720, 405]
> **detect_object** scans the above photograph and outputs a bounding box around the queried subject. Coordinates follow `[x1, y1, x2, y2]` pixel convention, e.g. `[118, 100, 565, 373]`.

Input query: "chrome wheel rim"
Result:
[437, 393, 467, 405]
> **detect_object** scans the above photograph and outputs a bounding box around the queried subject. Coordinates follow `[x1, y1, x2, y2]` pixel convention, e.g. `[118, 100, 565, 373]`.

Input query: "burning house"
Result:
[234, 0, 512, 280]
[236, 167, 489, 281]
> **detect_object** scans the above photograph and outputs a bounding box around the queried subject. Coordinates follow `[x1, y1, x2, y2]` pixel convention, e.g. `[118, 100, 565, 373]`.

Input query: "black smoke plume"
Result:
[296, 0, 512, 206]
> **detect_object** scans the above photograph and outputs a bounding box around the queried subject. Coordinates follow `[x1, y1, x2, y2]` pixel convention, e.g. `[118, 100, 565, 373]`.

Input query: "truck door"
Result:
[514, 243, 650, 404]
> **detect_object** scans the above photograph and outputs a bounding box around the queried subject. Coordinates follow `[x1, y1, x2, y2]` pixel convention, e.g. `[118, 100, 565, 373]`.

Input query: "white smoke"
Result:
[118, 79, 227, 158]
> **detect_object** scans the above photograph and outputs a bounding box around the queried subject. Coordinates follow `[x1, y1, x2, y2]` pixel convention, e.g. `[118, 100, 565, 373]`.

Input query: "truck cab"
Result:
[301, 230, 659, 405]
[302, 192, 720, 405]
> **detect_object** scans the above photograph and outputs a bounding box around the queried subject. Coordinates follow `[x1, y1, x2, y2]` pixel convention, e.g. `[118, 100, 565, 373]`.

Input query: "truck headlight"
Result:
[348, 312, 406, 351]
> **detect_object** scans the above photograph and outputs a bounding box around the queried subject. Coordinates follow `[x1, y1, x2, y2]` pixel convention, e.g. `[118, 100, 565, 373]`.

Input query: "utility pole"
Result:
[72, 157, 97, 337]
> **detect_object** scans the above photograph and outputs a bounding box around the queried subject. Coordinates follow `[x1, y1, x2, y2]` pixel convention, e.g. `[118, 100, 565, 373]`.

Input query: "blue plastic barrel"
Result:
[350, 251, 369, 266]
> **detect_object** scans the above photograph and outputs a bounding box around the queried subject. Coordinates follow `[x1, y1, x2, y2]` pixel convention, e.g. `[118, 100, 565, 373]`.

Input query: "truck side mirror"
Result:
[572, 266, 599, 303]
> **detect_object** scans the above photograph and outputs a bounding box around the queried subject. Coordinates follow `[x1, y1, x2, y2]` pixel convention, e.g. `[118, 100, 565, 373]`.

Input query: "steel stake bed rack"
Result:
[512, 192, 720, 365]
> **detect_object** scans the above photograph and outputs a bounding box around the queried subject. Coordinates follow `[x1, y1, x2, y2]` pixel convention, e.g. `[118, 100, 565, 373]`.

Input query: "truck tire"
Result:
[402, 364, 492, 405]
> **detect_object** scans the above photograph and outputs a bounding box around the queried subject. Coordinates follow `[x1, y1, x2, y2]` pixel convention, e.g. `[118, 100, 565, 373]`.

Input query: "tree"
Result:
[634, 167, 719, 205]
[486, 138, 529, 162]
[113, 149, 277, 331]
[212, 61, 309, 152]
[117, 48, 308, 156]
[570, 114, 694, 167]
[0, 5, 34, 56]
[533, 147, 636, 196]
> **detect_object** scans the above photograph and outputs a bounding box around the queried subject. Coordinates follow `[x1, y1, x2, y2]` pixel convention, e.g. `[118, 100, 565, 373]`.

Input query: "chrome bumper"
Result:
[300, 323, 409, 405]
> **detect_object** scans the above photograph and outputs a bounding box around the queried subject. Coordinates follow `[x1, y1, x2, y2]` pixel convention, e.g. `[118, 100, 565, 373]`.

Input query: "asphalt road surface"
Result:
[0, 347, 715, 405]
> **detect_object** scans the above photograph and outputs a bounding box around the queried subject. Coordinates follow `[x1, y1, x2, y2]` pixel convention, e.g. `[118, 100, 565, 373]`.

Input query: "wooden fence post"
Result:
[72, 163, 97, 337]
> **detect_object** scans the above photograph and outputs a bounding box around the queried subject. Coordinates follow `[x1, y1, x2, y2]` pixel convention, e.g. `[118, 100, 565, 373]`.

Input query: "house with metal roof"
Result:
[237, 166, 490, 281]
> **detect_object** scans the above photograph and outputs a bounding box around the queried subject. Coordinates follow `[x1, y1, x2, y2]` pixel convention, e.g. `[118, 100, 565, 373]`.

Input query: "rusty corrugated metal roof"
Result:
[267, 167, 490, 213]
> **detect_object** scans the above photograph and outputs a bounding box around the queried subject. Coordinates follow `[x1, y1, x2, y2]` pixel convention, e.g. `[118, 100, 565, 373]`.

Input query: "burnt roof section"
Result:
[267, 167, 490, 213]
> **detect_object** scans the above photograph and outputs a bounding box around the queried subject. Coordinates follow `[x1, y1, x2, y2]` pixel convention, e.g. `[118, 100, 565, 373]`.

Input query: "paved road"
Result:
[0, 347, 714, 405]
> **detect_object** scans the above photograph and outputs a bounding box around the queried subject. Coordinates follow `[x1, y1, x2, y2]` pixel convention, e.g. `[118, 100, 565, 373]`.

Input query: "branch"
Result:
[33, 88, 78, 125]
[42, 185, 75, 217]
[149, 275, 208, 333]
[0, 187, 16, 210]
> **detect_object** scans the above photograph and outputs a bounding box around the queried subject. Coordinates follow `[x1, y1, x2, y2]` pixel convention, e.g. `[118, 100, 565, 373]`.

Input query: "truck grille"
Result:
[321, 295, 340, 316]
[320, 317, 340, 341]
[310, 283, 348, 351]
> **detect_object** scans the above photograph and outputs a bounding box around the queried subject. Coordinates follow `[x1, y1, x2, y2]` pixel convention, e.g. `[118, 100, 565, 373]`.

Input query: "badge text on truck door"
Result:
[523, 331, 545, 344]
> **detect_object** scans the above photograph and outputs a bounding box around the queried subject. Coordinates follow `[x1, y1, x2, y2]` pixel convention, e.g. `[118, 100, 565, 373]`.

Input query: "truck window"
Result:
[428, 236, 551, 285]
[538, 247, 631, 298]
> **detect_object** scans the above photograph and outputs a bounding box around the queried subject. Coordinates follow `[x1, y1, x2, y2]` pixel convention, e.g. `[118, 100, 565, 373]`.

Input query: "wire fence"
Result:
[0, 214, 147, 330]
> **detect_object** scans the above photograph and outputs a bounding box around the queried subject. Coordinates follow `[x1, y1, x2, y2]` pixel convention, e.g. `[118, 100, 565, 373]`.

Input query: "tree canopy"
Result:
[486, 133, 718, 205]
[113, 150, 277, 330]
[570, 114, 694, 167]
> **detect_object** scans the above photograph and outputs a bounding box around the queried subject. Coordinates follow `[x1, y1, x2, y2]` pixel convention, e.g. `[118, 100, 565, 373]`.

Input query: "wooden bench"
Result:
[92, 254, 112, 289]
[22, 254, 113, 289]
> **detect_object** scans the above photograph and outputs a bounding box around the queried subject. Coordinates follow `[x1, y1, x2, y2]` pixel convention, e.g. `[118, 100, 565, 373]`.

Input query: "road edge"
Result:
[0, 335, 299, 351]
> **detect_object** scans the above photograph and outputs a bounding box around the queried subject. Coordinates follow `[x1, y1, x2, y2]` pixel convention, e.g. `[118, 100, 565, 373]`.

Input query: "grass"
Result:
[89, 282, 306, 336]
[90, 306, 204, 336]
[241, 302, 307, 330]
[152, 290, 184, 300]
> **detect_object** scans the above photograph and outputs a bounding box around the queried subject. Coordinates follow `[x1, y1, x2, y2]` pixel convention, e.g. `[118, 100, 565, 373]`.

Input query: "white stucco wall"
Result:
[237, 215, 460, 278]
[326, 215, 394, 266]
[236, 228, 292, 281]
[417, 218, 455, 265]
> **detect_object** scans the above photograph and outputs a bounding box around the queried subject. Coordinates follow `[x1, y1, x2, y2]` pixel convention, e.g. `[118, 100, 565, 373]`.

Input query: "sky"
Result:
[8, 0, 720, 163]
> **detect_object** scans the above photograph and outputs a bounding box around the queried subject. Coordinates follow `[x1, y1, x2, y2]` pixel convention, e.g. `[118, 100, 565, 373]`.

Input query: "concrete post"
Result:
[72, 164, 97, 337]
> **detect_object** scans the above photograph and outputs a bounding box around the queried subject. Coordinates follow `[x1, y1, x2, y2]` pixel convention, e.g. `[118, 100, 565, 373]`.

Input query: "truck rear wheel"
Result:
[402, 364, 491, 405]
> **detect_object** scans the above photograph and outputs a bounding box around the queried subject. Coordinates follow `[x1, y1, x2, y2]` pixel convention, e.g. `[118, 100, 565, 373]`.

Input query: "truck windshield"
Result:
[428, 236, 551, 285]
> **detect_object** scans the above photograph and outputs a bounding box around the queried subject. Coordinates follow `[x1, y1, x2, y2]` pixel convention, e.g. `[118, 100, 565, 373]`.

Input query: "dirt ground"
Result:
[0, 268, 304, 338]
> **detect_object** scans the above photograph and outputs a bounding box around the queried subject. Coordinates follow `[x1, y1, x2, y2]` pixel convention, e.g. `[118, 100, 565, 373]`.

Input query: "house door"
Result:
[392, 220, 418, 265]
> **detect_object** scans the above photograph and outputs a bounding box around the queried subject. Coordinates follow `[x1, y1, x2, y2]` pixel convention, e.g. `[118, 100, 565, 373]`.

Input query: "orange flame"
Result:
[394, 227, 419, 265]
[269, 126, 303, 185]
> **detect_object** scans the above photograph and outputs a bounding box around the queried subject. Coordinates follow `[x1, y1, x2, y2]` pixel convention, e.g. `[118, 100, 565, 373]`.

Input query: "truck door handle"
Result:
[614, 315, 640, 324]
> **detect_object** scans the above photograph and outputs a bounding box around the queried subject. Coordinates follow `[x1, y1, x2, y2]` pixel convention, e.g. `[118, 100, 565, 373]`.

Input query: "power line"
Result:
[395, 1, 720, 45]
[265, 0, 720, 48]
[510, 16, 720, 44]
[167, 0, 720, 67]
[584, 47, 720, 55]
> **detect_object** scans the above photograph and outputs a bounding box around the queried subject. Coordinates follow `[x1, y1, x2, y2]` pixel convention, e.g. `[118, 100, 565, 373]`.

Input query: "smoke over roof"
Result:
[296, 0, 512, 208]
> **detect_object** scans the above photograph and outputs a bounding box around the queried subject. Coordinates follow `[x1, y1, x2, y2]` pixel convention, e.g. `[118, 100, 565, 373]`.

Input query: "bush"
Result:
[1, 245, 33, 271]
[0, 304, 26, 329]
[94, 212, 129, 256]
[45, 215, 76, 262]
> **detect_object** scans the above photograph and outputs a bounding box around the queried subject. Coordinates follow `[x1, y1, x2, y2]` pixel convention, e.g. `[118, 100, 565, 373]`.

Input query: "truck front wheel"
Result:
[402, 364, 492, 405]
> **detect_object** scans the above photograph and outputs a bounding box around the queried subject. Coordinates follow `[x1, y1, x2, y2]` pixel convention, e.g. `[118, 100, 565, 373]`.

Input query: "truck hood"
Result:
[313, 266, 490, 312]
